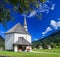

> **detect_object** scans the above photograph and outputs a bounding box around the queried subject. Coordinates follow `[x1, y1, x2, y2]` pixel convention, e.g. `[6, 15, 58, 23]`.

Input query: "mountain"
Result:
[32, 31, 60, 47]
[0, 35, 5, 47]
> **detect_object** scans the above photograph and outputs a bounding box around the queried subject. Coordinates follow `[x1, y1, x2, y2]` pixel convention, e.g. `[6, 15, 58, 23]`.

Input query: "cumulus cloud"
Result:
[50, 20, 60, 29]
[41, 20, 60, 36]
[42, 27, 52, 35]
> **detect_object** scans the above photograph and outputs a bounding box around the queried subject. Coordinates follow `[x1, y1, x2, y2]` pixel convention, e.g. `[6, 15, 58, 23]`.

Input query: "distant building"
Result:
[5, 17, 32, 52]
[47, 45, 51, 49]
[38, 46, 43, 49]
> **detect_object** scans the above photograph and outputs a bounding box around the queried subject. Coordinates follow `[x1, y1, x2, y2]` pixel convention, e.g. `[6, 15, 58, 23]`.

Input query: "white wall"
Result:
[14, 33, 31, 43]
[5, 33, 14, 50]
[14, 45, 18, 52]
[5, 33, 31, 51]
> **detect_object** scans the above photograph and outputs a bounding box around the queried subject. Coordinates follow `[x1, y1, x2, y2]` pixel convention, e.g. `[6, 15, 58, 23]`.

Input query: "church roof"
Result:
[13, 37, 31, 46]
[6, 23, 29, 34]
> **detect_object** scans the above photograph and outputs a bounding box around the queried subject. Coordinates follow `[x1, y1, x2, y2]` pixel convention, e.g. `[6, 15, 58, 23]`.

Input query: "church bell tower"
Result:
[24, 16, 28, 31]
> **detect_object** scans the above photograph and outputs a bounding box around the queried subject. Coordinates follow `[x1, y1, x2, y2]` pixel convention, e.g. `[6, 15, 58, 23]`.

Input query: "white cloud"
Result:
[51, 4, 55, 10]
[41, 19, 60, 36]
[42, 32, 46, 35]
[35, 38, 38, 41]
[50, 20, 57, 29]
[28, 3, 50, 17]
[27, 1, 55, 17]
[28, 10, 36, 17]
[42, 27, 52, 35]
[46, 27, 52, 31]
[50, 20, 60, 29]
[38, 3, 49, 13]
[57, 22, 60, 26]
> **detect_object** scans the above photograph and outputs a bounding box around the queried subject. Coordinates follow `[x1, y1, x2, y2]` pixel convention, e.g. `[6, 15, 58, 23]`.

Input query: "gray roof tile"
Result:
[14, 37, 31, 45]
[6, 23, 29, 34]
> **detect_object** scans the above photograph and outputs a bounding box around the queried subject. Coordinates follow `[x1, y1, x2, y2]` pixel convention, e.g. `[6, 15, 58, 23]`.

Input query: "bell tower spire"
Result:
[24, 16, 28, 31]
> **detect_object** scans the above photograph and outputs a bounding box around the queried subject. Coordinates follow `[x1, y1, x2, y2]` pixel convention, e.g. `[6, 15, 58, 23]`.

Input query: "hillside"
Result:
[40, 31, 60, 43]
[0, 35, 5, 47]
[32, 31, 60, 47]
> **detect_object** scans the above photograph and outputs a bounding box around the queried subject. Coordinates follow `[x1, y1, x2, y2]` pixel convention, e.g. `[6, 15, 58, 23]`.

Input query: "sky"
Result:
[0, 0, 60, 41]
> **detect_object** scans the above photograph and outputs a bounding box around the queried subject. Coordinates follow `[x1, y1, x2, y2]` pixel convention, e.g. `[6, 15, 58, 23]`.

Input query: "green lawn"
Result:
[0, 49, 60, 57]
[33, 48, 60, 53]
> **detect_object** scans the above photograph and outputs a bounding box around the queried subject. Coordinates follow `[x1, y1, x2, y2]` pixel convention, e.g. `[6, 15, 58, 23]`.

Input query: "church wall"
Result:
[14, 33, 31, 43]
[5, 33, 31, 51]
[5, 33, 14, 50]
[26, 35, 31, 43]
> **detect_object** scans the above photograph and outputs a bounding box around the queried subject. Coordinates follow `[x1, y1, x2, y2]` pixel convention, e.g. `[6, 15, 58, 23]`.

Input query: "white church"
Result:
[5, 17, 32, 52]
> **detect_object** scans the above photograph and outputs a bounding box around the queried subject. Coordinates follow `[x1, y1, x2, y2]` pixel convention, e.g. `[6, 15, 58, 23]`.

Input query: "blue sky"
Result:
[0, 0, 60, 41]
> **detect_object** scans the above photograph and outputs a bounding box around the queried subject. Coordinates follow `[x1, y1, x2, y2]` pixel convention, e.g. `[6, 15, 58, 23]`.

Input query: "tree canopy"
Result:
[0, 0, 46, 26]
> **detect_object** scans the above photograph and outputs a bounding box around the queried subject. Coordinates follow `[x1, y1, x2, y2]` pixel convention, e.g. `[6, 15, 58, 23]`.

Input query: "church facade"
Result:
[5, 17, 32, 52]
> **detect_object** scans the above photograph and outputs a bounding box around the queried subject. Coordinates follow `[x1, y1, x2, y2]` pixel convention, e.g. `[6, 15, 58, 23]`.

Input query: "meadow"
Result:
[0, 48, 60, 57]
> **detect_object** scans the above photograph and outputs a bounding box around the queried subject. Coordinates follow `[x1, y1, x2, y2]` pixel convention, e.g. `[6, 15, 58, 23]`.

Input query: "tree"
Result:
[0, 0, 13, 27]
[0, 0, 46, 26]
[6, 0, 46, 13]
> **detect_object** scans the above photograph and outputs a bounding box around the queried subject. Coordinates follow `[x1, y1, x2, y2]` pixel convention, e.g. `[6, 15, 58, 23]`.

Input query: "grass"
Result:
[33, 48, 60, 53]
[0, 48, 60, 57]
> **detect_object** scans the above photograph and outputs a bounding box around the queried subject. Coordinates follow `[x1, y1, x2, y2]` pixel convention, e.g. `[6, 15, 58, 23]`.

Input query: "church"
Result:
[5, 17, 32, 52]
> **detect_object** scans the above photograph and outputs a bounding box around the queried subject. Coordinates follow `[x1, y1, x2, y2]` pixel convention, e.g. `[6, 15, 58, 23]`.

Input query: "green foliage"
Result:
[33, 31, 60, 49]
[0, 1, 13, 27]
[33, 48, 60, 53]
[0, 36, 5, 48]
[7, 0, 45, 14]
[0, 0, 46, 27]
[40, 31, 60, 43]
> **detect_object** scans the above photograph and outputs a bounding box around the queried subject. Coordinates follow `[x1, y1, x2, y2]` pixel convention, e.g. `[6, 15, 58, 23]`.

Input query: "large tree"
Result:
[0, 0, 46, 26]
